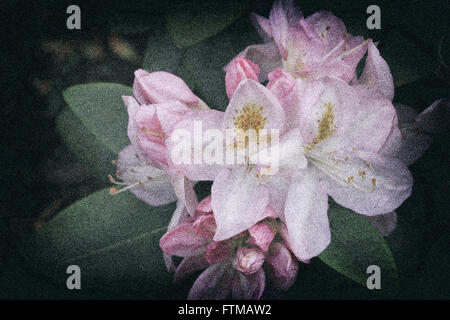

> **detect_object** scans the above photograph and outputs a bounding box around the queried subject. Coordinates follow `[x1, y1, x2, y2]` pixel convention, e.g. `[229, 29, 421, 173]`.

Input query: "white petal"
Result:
[284, 169, 331, 260]
[212, 167, 270, 241]
[116, 145, 177, 206]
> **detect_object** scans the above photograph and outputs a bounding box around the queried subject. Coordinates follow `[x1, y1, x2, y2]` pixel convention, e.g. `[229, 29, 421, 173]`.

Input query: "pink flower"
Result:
[159, 199, 300, 300]
[111, 69, 209, 214]
[167, 78, 308, 241]
[239, 1, 367, 82]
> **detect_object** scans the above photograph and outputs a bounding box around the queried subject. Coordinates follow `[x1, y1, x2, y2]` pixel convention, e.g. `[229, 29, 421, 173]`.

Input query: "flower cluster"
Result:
[111, 0, 448, 299]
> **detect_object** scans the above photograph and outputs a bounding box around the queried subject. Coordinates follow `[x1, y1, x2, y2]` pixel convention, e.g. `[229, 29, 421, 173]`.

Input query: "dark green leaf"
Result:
[142, 28, 182, 73]
[319, 203, 398, 291]
[62, 83, 133, 156]
[56, 107, 116, 183]
[19, 189, 177, 298]
[166, 0, 251, 48]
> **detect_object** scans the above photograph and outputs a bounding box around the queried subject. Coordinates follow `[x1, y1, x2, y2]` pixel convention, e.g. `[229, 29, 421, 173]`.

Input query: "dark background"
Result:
[1, 0, 449, 299]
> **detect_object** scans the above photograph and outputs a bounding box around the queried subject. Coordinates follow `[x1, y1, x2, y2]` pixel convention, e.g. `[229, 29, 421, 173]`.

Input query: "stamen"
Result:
[109, 182, 141, 195]
[141, 127, 167, 139]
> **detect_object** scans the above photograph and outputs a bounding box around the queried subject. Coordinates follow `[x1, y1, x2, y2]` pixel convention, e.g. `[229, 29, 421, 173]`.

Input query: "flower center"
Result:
[306, 101, 336, 151]
[233, 103, 267, 133]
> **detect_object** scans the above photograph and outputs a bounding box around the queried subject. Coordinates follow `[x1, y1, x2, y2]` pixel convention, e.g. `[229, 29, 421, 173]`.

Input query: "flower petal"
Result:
[266, 242, 299, 291]
[344, 89, 396, 153]
[224, 56, 260, 99]
[415, 98, 450, 134]
[167, 109, 225, 181]
[133, 69, 199, 106]
[188, 262, 234, 300]
[223, 79, 285, 134]
[314, 149, 413, 216]
[159, 222, 208, 257]
[297, 77, 357, 145]
[174, 255, 210, 283]
[116, 145, 177, 206]
[239, 42, 282, 82]
[231, 269, 266, 300]
[284, 169, 331, 260]
[358, 40, 394, 101]
[212, 167, 270, 241]
[248, 222, 275, 252]
[170, 174, 198, 216]
[164, 201, 190, 272]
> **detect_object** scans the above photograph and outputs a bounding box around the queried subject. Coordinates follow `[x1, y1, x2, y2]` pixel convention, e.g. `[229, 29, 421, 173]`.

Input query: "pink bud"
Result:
[192, 214, 216, 239]
[133, 69, 199, 106]
[247, 222, 275, 252]
[233, 247, 265, 275]
[224, 56, 260, 99]
[195, 195, 213, 216]
[265, 242, 298, 291]
[205, 241, 231, 265]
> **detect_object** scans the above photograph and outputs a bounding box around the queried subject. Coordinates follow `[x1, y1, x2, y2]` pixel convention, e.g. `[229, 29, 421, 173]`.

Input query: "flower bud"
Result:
[133, 69, 199, 106]
[224, 56, 260, 99]
[205, 241, 231, 265]
[233, 247, 265, 275]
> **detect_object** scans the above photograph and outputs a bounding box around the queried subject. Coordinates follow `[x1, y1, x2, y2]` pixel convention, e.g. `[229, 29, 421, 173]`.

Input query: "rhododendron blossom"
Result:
[160, 196, 300, 299]
[105, 0, 449, 301]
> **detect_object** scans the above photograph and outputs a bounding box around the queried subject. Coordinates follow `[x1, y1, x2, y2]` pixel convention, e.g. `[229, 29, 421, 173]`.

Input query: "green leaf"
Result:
[142, 27, 182, 73]
[62, 83, 133, 156]
[166, 0, 251, 48]
[182, 18, 260, 110]
[19, 189, 178, 298]
[319, 203, 398, 291]
[56, 107, 116, 182]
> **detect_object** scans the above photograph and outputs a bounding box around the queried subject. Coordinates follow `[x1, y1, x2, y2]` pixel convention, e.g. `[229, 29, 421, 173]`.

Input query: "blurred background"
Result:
[1, 0, 449, 299]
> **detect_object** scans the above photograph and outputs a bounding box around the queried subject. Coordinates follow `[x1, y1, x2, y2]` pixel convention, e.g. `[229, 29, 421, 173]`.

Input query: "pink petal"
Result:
[170, 174, 198, 216]
[344, 88, 396, 153]
[224, 56, 260, 99]
[154, 100, 193, 135]
[164, 201, 190, 272]
[251, 13, 273, 40]
[159, 222, 208, 257]
[358, 40, 394, 101]
[297, 77, 358, 145]
[239, 42, 282, 82]
[212, 167, 270, 241]
[174, 255, 210, 283]
[133, 69, 199, 106]
[266, 242, 299, 291]
[232, 247, 265, 275]
[415, 98, 450, 133]
[166, 109, 225, 181]
[231, 269, 266, 300]
[318, 150, 413, 216]
[304, 11, 347, 53]
[223, 79, 286, 134]
[195, 195, 213, 216]
[284, 170, 331, 260]
[205, 241, 231, 265]
[192, 214, 216, 239]
[187, 262, 234, 300]
[116, 145, 177, 206]
[248, 222, 275, 252]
